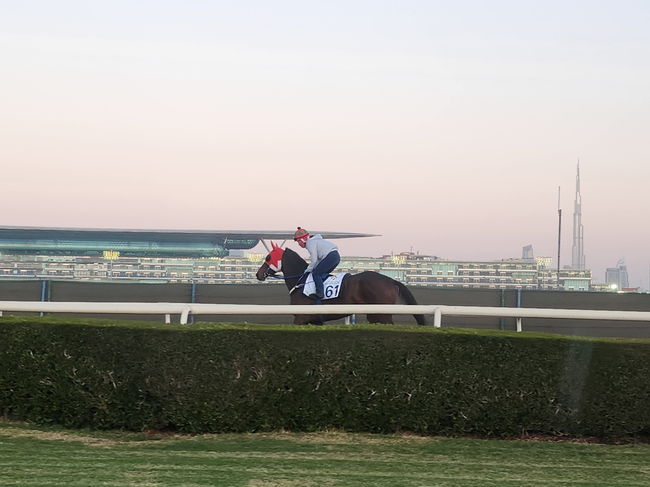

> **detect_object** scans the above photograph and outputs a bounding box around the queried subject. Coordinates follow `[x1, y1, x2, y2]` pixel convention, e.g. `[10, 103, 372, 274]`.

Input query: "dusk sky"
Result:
[2, 1, 649, 285]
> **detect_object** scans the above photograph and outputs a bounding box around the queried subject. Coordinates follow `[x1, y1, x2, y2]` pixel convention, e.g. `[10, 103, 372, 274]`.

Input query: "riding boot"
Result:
[313, 274, 325, 299]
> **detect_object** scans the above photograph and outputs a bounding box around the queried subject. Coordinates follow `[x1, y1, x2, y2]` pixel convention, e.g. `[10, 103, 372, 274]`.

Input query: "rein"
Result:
[269, 272, 304, 280]
[267, 270, 306, 295]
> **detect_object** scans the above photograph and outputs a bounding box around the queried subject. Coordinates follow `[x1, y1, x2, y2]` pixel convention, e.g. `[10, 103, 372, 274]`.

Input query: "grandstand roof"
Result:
[0, 226, 377, 241]
[0, 225, 378, 258]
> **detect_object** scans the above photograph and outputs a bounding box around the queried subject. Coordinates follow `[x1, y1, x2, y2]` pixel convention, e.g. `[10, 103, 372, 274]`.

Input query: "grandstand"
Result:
[0, 226, 376, 258]
[0, 226, 591, 290]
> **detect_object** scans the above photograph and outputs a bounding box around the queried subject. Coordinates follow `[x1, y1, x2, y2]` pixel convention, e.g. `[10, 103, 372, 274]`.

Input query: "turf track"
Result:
[2, 421, 650, 486]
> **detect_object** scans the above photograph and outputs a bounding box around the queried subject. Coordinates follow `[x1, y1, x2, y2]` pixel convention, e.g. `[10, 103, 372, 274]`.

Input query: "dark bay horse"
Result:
[256, 243, 426, 325]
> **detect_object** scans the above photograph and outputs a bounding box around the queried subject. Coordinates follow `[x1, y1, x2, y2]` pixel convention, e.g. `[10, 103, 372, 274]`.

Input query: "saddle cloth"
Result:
[303, 272, 347, 299]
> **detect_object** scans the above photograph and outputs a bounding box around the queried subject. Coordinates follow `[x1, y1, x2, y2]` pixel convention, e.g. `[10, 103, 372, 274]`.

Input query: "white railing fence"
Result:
[1, 301, 650, 330]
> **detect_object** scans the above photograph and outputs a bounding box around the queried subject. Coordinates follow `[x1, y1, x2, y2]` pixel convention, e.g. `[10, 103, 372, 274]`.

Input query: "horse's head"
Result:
[256, 242, 285, 281]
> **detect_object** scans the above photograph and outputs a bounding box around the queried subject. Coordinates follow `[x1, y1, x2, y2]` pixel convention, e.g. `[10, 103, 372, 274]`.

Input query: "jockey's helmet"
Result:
[294, 227, 309, 241]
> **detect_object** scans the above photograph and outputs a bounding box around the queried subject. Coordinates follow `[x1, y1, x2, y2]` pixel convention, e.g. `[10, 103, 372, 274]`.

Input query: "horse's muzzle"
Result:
[256, 264, 276, 281]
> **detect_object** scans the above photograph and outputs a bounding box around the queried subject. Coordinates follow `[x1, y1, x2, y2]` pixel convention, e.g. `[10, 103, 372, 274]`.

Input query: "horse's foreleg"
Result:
[366, 314, 394, 324]
[293, 314, 309, 325]
[293, 314, 323, 325]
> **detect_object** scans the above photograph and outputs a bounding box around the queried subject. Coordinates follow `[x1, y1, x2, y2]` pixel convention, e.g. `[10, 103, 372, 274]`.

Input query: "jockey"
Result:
[293, 227, 341, 299]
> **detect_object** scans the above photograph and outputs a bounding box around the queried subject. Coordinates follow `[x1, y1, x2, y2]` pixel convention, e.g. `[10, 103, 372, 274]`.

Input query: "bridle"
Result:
[262, 266, 277, 279]
[264, 267, 305, 281]
[260, 244, 307, 290]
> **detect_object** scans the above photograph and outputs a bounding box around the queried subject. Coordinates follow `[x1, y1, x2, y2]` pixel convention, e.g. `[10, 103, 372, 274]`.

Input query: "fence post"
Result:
[180, 307, 190, 325]
[343, 314, 357, 325]
[499, 289, 505, 330]
[190, 282, 196, 324]
[516, 289, 523, 332]
[39, 280, 48, 317]
[434, 307, 442, 327]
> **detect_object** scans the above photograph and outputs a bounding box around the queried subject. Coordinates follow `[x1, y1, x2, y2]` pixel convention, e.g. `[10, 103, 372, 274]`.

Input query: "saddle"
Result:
[301, 273, 347, 299]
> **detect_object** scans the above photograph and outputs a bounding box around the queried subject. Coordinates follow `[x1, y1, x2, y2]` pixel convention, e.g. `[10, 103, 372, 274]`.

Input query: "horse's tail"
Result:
[395, 281, 427, 326]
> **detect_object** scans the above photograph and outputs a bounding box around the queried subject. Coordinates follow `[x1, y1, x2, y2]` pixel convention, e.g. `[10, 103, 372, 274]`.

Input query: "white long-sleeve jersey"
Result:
[304, 234, 338, 272]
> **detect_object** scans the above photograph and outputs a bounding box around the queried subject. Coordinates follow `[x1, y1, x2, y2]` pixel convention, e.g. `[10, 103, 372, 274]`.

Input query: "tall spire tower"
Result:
[571, 161, 586, 269]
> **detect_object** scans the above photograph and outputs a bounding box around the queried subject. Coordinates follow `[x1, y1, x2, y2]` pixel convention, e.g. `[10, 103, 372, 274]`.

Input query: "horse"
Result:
[255, 243, 427, 326]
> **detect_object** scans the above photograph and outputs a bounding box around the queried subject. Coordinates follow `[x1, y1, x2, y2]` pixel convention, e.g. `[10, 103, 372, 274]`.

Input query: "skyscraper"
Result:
[606, 259, 630, 290]
[571, 162, 586, 269]
[522, 244, 534, 260]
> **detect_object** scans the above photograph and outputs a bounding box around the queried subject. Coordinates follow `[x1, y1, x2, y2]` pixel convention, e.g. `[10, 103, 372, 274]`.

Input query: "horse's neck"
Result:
[282, 249, 307, 290]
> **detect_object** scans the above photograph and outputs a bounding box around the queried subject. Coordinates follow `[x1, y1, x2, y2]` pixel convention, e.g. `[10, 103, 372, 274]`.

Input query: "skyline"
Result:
[2, 1, 649, 286]
[571, 162, 586, 271]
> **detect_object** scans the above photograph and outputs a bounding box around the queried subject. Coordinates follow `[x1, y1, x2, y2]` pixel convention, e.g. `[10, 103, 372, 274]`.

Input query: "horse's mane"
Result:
[283, 248, 308, 274]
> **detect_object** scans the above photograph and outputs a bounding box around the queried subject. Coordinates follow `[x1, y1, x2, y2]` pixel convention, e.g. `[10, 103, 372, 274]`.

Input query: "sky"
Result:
[1, 1, 649, 286]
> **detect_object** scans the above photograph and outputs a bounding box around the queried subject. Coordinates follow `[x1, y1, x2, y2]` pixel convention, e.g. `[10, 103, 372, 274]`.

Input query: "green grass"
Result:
[1, 421, 649, 486]
[6, 315, 650, 344]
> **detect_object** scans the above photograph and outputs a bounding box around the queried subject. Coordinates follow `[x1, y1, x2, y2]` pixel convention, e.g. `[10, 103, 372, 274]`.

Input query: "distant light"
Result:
[247, 253, 264, 263]
[610, 283, 618, 290]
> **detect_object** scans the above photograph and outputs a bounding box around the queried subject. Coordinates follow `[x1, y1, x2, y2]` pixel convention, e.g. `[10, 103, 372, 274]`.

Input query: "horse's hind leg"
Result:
[366, 314, 393, 324]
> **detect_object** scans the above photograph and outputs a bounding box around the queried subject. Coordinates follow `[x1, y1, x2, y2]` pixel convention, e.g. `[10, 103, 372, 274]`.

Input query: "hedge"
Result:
[1, 317, 649, 440]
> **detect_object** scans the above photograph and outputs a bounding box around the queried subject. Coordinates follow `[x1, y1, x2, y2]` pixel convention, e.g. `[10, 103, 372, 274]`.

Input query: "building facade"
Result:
[0, 225, 593, 290]
[0, 251, 591, 290]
